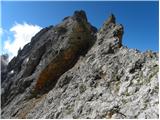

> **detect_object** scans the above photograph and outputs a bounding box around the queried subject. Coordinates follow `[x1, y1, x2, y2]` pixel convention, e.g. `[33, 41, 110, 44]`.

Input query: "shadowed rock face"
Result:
[35, 19, 96, 93]
[1, 11, 158, 119]
[1, 54, 9, 82]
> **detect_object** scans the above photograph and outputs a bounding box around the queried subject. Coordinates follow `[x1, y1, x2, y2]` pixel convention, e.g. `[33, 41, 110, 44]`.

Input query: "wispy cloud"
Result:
[3, 22, 42, 61]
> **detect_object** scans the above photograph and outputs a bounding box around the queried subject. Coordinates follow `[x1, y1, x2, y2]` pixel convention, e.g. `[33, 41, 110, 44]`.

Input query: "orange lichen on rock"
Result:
[34, 21, 94, 94]
[64, 48, 75, 60]
[35, 47, 78, 93]
[117, 31, 123, 48]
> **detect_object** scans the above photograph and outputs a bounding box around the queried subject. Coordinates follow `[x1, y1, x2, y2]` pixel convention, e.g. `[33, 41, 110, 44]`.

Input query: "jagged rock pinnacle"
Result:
[98, 13, 123, 50]
[104, 13, 116, 25]
[73, 10, 88, 22]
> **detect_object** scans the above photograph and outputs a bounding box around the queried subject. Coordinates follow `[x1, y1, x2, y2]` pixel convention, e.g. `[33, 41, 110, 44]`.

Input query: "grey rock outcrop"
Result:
[1, 54, 9, 83]
[1, 11, 159, 119]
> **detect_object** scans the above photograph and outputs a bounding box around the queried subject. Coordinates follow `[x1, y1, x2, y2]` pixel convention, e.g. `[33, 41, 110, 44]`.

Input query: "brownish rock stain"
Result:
[34, 20, 95, 94]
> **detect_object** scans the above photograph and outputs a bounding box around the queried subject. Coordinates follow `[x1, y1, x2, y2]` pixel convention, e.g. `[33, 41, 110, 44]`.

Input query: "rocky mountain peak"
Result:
[1, 10, 158, 119]
[73, 10, 88, 22]
[1, 10, 97, 103]
[97, 13, 123, 53]
[105, 13, 116, 25]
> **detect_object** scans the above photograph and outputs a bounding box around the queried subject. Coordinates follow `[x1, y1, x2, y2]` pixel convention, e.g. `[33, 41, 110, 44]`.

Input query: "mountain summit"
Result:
[1, 10, 158, 119]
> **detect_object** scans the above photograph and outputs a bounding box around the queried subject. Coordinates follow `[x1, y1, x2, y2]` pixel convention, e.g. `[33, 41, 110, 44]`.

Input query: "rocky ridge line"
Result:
[1, 10, 159, 119]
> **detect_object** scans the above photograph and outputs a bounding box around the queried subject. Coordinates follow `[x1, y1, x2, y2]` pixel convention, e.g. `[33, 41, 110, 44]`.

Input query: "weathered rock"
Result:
[1, 54, 9, 83]
[1, 11, 159, 119]
[1, 54, 8, 71]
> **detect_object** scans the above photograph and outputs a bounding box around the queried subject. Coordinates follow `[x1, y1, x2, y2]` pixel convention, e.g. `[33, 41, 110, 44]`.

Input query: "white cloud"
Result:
[4, 22, 42, 61]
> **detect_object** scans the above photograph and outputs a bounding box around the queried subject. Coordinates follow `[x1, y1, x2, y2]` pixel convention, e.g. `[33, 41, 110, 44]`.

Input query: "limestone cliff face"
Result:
[1, 10, 159, 119]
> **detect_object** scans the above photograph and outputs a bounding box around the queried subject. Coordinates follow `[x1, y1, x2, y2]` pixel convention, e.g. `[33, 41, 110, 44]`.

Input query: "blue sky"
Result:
[1, 1, 159, 59]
